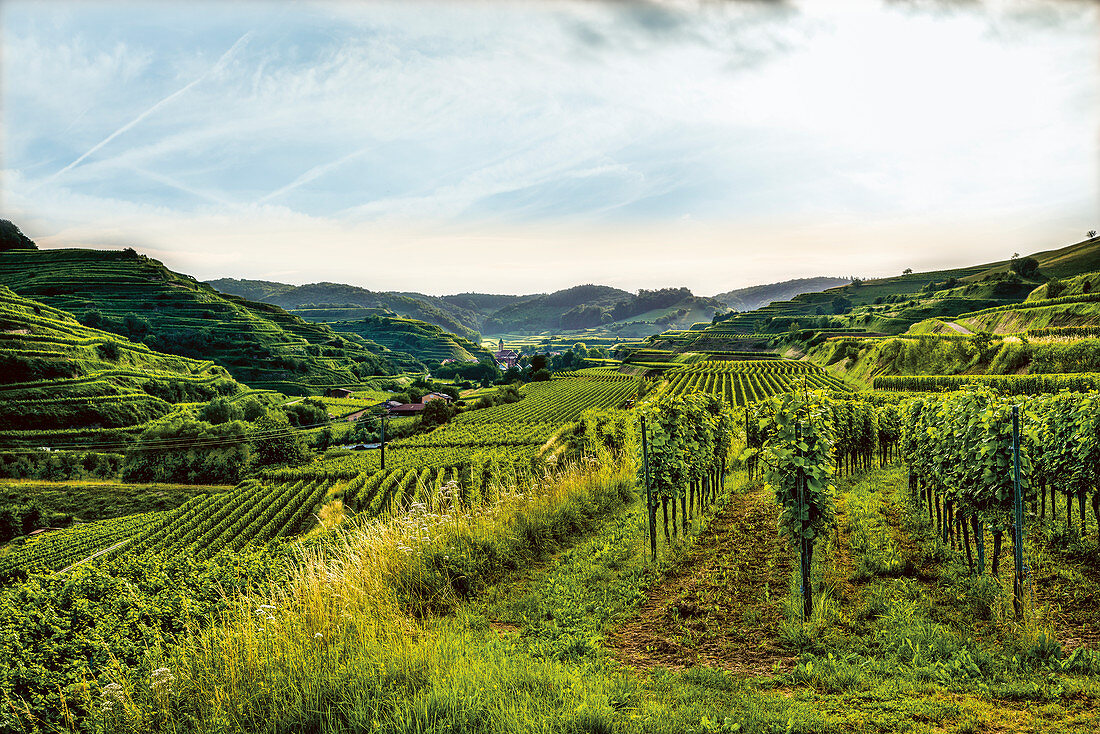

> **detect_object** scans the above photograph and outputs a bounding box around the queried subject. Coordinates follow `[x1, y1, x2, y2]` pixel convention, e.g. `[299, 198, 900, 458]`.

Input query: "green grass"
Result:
[83, 457, 641, 733]
[41, 457, 1100, 734]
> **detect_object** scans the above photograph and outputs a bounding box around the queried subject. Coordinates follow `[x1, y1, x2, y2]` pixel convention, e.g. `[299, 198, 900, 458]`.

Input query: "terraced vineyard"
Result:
[656, 359, 848, 406]
[0, 286, 249, 445]
[456, 374, 638, 425]
[396, 422, 561, 447]
[0, 443, 547, 578]
[266, 371, 641, 516]
[0, 512, 160, 578]
[0, 249, 421, 393]
[324, 313, 495, 363]
[319, 394, 389, 418]
[0, 477, 338, 578]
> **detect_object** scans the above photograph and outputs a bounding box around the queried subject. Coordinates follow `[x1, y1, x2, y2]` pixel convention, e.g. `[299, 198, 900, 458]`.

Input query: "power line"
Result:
[0, 411, 387, 454]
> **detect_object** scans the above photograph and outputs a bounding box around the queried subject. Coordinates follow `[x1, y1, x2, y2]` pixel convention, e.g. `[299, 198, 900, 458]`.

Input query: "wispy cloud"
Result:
[2, 0, 1097, 294]
[258, 147, 370, 204]
[33, 30, 254, 190]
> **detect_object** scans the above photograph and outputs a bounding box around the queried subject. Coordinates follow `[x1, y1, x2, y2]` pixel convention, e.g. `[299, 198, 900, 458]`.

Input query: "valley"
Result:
[2, 222, 1100, 733]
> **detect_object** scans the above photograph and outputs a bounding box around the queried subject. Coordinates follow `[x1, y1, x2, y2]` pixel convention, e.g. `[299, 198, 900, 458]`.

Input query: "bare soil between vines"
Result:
[608, 484, 796, 675]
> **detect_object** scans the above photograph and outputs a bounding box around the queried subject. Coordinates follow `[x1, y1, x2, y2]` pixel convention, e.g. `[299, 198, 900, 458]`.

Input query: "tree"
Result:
[251, 413, 310, 467]
[199, 396, 243, 425]
[81, 309, 104, 328]
[420, 399, 455, 428]
[122, 416, 252, 483]
[1089, 230, 1097, 239]
[0, 219, 37, 251]
[1010, 255, 1039, 278]
[283, 397, 329, 427]
[97, 341, 120, 361]
[903, 268, 913, 275]
[122, 313, 151, 342]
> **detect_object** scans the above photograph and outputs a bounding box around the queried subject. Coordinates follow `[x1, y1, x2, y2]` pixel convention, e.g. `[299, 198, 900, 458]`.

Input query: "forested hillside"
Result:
[211, 277, 729, 335]
[207, 277, 483, 342]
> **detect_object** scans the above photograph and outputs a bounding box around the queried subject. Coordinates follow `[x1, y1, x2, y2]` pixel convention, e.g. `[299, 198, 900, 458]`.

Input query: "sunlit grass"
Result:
[87, 455, 635, 733]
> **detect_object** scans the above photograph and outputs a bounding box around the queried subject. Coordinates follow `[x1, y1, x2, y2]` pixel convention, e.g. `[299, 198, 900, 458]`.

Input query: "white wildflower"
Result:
[100, 682, 125, 712]
[150, 667, 175, 693]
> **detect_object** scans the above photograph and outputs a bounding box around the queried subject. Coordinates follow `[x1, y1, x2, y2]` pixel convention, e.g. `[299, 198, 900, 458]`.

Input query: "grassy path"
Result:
[460, 464, 1100, 733]
[609, 483, 794, 675]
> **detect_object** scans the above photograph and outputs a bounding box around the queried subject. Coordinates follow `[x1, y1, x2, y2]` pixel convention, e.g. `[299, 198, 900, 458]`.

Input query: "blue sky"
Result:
[2, 0, 1097, 295]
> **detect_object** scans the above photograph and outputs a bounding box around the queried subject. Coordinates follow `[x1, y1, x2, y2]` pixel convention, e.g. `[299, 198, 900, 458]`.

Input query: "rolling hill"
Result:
[713, 276, 851, 312]
[620, 234, 1100, 365]
[209, 279, 729, 336]
[206, 278, 484, 341]
[319, 311, 498, 364]
[0, 249, 422, 394]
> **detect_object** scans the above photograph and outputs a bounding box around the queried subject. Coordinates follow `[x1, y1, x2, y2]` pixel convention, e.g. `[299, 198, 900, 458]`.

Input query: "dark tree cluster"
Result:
[0, 219, 37, 251]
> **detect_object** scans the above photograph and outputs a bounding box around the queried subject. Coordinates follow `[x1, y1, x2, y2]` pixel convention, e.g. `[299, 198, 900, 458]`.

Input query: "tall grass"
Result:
[86, 456, 636, 733]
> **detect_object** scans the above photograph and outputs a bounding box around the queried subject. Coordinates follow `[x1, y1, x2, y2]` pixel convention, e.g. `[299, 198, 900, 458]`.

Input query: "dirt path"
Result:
[1032, 539, 1100, 654]
[58, 537, 132, 574]
[608, 485, 795, 675]
[944, 321, 973, 335]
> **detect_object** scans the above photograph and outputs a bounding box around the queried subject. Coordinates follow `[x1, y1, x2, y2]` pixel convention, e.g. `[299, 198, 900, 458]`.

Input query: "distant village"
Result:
[327, 339, 586, 420]
[440, 339, 562, 372]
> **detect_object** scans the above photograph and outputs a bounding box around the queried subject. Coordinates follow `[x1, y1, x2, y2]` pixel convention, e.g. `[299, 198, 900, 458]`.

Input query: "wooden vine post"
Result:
[380, 413, 387, 471]
[761, 391, 836, 623]
[795, 420, 812, 621]
[640, 415, 657, 563]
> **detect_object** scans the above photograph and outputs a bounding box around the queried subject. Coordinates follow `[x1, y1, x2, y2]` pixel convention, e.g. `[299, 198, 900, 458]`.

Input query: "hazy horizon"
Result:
[3, 0, 1097, 295]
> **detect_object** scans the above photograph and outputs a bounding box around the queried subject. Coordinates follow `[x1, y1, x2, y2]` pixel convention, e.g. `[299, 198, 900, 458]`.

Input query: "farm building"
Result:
[388, 402, 426, 416]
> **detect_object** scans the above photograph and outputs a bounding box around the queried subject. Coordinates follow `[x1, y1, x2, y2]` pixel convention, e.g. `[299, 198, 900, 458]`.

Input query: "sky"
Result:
[2, 0, 1097, 296]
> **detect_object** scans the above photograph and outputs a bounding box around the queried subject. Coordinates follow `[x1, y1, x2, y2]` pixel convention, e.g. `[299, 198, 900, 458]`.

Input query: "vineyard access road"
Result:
[58, 537, 132, 574]
[944, 321, 973, 334]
